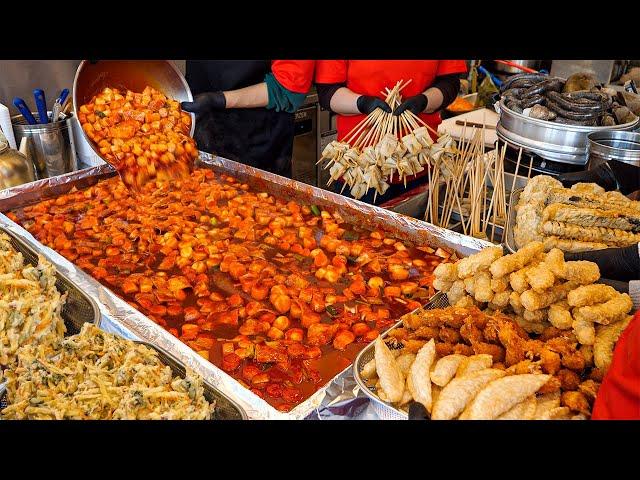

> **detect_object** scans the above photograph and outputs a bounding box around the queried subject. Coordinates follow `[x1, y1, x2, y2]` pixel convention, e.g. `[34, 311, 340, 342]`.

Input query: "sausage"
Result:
[546, 91, 607, 114]
[521, 94, 546, 109]
[521, 78, 564, 97]
[502, 88, 527, 98]
[505, 98, 524, 113]
[554, 115, 597, 126]
[500, 73, 548, 92]
[545, 97, 601, 121]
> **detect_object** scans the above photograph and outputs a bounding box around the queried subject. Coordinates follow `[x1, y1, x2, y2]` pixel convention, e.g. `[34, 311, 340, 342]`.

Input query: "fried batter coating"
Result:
[497, 395, 537, 420]
[446, 280, 466, 306]
[454, 295, 476, 309]
[557, 369, 581, 391]
[465, 374, 550, 420]
[471, 341, 505, 364]
[509, 291, 524, 314]
[433, 262, 458, 282]
[574, 293, 633, 325]
[572, 318, 595, 346]
[433, 277, 453, 292]
[537, 375, 562, 394]
[594, 315, 632, 371]
[431, 368, 506, 420]
[439, 326, 462, 344]
[579, 344, 594, 367]
[388, 328, 410, 340]
[396, 353, 417, 376]
[523, 308, 548, 323]
[490, 242, 544, 278]
[589, 368, 604, 382]
[542, 221, 640, 247]
[506, 359, 541, 375]
[526, 264, 555, 293]
[489, 290, 511, 309]
[533, 391, 561, 419]
[514, 203, 545, 249]
[361, 358, 377, 379]
[560, 350, 586, 372]
[491, 276, 509, 293]
[521, 174, 562, 203]
[539, 326, 564, 341]
[408, 339, 436, 412]
[497, 321, 528, 366]
[562, 261, 600, 285]
[411, 326, 440, 341]
[457, 246, 503, 279]
[443, 312, 465, 329]
[453, 343, 475, 356]
[543, 248, 565, 277]
[400, 339, 428, 354]
[577, 379, 600, 402]
[474, 271, 494, 303]
[456, 354, 493, 378]
[459, 316, 484, 345]
[567, 284, 617, 308]
[510, 266, 533, 293]
[435, 342, 455, 357]
[431, 354, 466, 387]
[463, 276, 476, 296]
[561, 391, 590, 416]
[374, 336, 405, 403]
[538, 347, 562, 375]
[514, 316, 549, 335]
[520, 281, 577, 311]
[542, 236, 608, 253]
[548, 301, 573, 330]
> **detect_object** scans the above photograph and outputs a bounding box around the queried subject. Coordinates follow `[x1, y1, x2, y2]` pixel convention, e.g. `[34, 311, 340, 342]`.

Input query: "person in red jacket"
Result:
[182, 60, 315, 178]
[315, 60, 467, 205]
[592, 310, 640, 419]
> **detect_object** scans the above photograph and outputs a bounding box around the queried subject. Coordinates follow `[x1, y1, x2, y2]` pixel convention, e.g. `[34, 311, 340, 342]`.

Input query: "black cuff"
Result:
[317, 82, 346, 111]
[431, 74, 461, 110]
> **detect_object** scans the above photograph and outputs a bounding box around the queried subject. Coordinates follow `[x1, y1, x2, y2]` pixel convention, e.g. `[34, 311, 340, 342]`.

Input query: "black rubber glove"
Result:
[407, 401, 430, 420]
[564, 243, 640, 282]
[557, 163, 618, 192]
[393, 94, 428, 116]
[181, 92, 226, 114]
[598, 278, 630, 293]
[356, 95, 391, 115]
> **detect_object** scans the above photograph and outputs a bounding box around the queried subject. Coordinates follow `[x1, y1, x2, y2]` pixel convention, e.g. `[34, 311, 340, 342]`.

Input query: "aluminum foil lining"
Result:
[0, 152, 492, 419]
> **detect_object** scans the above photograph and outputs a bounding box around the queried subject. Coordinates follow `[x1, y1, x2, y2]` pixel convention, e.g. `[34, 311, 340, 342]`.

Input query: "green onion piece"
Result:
[326, 305, 339, 317]
[210, 217, 218, 226]
[310, 205, 321, 216]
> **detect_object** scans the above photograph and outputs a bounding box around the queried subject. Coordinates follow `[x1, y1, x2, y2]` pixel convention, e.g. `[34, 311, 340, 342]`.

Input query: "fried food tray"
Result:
[0, 153, 492, 419]
[353, 292, 450, 420]
[504, 188, 523, 253]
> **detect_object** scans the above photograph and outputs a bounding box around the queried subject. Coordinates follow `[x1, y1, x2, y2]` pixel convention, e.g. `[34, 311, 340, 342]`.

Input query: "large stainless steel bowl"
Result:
[72, 60, 194, 165]
[496, 99, 639, 165]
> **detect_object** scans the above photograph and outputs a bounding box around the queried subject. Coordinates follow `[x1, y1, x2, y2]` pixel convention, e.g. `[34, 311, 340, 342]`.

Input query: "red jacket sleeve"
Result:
[592, 311, 640, 420]
[271, 60, 316, 94]
[315, 60, 348, 84]
[436, 60, 467, 77]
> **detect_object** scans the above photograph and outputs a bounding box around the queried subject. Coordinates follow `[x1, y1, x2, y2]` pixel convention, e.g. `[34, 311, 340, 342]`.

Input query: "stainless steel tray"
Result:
[504, 188, 522, 253]
[353, 292, 450, 420]
[0, 153, 492, 419]
[0, 226, 101, 336]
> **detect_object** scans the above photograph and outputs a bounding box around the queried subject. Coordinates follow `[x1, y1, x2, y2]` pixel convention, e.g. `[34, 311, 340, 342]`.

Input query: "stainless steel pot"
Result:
[72, 60, 194, 167]
[587, 130, 640, 169]
[496, 100, 640, 165]
[12, 112, 77, 178]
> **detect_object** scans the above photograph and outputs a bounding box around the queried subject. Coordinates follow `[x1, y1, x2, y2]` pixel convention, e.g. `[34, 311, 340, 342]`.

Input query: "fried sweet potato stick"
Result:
[594, 315, 632, 371]
[490, 242, 544, 278]
[567, 284, 617, 308]
[457, 246, 504, 279]
[574, 293, 633, 325]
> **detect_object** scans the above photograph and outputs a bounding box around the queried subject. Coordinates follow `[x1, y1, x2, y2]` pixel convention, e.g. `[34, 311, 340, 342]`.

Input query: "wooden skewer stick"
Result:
[405, 110, 439, 136]
[509, 145, 523, 200]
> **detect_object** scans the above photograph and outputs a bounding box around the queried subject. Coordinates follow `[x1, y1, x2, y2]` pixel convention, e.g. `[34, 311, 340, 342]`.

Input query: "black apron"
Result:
[185, 60, 294, 178]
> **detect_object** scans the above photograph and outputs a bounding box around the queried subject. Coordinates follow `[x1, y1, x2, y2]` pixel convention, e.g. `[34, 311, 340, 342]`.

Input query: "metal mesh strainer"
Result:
[353, 292, 450, 420]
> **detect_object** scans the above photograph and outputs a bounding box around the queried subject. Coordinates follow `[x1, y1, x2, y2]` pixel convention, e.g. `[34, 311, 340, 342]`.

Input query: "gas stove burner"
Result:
[500, 141, 584, 177]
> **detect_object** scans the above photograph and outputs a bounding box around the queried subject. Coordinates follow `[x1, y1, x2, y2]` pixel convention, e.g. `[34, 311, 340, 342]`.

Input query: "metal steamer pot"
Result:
[587, 130, 640, 169]
[496, 99, 640, 165]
